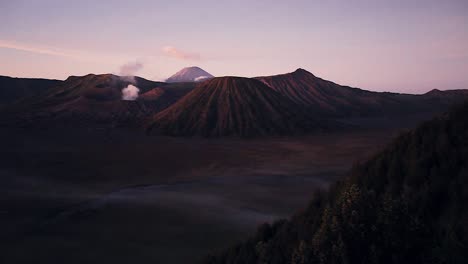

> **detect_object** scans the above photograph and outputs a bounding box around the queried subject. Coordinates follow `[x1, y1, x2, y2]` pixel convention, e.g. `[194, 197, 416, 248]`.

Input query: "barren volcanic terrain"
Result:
[257, 69, 468, 117]
[1, 74, 196, 127]
[147, 77, 336, 137]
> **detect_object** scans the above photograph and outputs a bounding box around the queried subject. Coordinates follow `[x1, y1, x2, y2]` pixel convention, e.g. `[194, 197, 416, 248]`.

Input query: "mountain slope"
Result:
[0, 75, 62, 105]
[147, 77, 333, 137]
[138, 82, 197, 109]
[1, 74, 195, 127]
[203, 101, 468, 264]
[256, 69, 468, 117]
[166, 66, 214, 83]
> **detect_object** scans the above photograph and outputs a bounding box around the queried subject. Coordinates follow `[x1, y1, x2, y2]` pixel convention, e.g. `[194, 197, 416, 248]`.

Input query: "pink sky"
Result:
[1, 0, 467, 93]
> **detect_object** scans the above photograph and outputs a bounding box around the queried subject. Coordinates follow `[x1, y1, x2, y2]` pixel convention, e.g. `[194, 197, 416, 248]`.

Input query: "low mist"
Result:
[195, 76, 210, 82]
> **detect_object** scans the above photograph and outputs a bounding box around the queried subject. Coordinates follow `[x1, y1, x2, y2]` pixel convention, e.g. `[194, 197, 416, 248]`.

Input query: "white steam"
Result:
[118, 61, 144, 100]
[122, 84, 140, 101]
[194, 76, 210, 82]
[119, 61, 143, 76]
[118, 61, 144, 83]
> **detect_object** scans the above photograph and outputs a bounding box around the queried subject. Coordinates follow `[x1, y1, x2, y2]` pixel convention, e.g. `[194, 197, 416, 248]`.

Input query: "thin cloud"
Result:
[0, 39, 123, 63]
[162, 46, 200, 60]
[0, 39, 79, 58]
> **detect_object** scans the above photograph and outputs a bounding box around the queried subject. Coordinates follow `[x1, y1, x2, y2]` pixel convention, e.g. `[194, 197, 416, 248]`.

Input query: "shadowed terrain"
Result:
[0, 126, 399, 264]
[203, 102, 468, 264]
[3, 70, 468, 136]
[0, 75, 62, 105]
[1, 74, 196, 127]
[1, 70, 467, 263]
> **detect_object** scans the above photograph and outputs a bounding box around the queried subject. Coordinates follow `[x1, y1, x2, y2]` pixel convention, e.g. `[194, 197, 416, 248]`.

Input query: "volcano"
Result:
[147, 77, 333, 137]
[3, 74, 195, 127]
[165, 66, 214, 83]
[3, 69, 467, 131]
[256, 69, 468, 117]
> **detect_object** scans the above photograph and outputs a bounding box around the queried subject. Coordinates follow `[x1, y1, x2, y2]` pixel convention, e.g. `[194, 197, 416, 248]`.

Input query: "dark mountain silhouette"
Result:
[147, 77, 335, 137]
[0, 75, 62, 105]
[166, 66, 214, 83]
[203, 101, 468, 264]
[1, 74, 195, 127]
[2, 69, 467, 133]
[148, 70, 468, 137]
[256, 69, 468, 117]
[138, 82, 197, 110]
[140, 82, 196, 102]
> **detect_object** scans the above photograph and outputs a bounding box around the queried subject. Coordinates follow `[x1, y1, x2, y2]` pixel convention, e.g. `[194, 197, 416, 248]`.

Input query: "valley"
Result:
[1, 126, 397, 263]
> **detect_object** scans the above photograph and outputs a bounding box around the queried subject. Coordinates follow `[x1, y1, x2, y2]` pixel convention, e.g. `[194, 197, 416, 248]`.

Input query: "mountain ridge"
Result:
[0, 75, 62, 105]
[2, 69, 468, 133]
[147, 76, 335, 137]
[1, 74, 196, 127]
[256, 68, 468, 118]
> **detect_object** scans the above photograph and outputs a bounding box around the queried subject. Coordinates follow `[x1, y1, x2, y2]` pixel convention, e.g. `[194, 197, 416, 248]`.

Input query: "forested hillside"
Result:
[203, 101, 468, 264]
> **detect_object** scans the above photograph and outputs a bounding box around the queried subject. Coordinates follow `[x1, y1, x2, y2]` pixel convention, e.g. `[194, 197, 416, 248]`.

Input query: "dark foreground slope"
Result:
[147, 77, 334, 137]
[203, 101, 468, 264]
[257, 69, 468, 117]
[0, 75, 62, 105]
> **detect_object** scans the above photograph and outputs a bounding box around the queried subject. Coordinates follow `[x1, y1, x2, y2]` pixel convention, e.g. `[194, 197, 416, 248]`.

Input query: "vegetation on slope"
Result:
[203, 101, 468, 264]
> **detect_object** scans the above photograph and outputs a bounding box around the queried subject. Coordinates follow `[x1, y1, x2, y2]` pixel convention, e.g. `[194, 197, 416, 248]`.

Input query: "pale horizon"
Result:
[1, 0, 467, 93]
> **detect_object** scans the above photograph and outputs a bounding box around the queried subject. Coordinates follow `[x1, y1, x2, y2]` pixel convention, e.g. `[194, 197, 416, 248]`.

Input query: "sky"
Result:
[1, 0, 467, 93]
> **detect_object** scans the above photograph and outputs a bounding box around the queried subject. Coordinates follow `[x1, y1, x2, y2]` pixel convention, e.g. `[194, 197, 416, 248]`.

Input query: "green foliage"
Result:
[202, 102, 468, 264]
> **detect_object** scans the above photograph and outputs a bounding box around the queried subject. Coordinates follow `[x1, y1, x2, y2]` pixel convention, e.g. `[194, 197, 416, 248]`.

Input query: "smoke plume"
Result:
[118, 61, 144, 83]
[119, 61, 143, 76]
[122, 84, 140, 101]
[118, 61, 144, 99]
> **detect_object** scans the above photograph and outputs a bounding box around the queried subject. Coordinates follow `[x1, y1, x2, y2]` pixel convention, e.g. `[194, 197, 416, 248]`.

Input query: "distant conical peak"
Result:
[166, 66, 214, 83]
